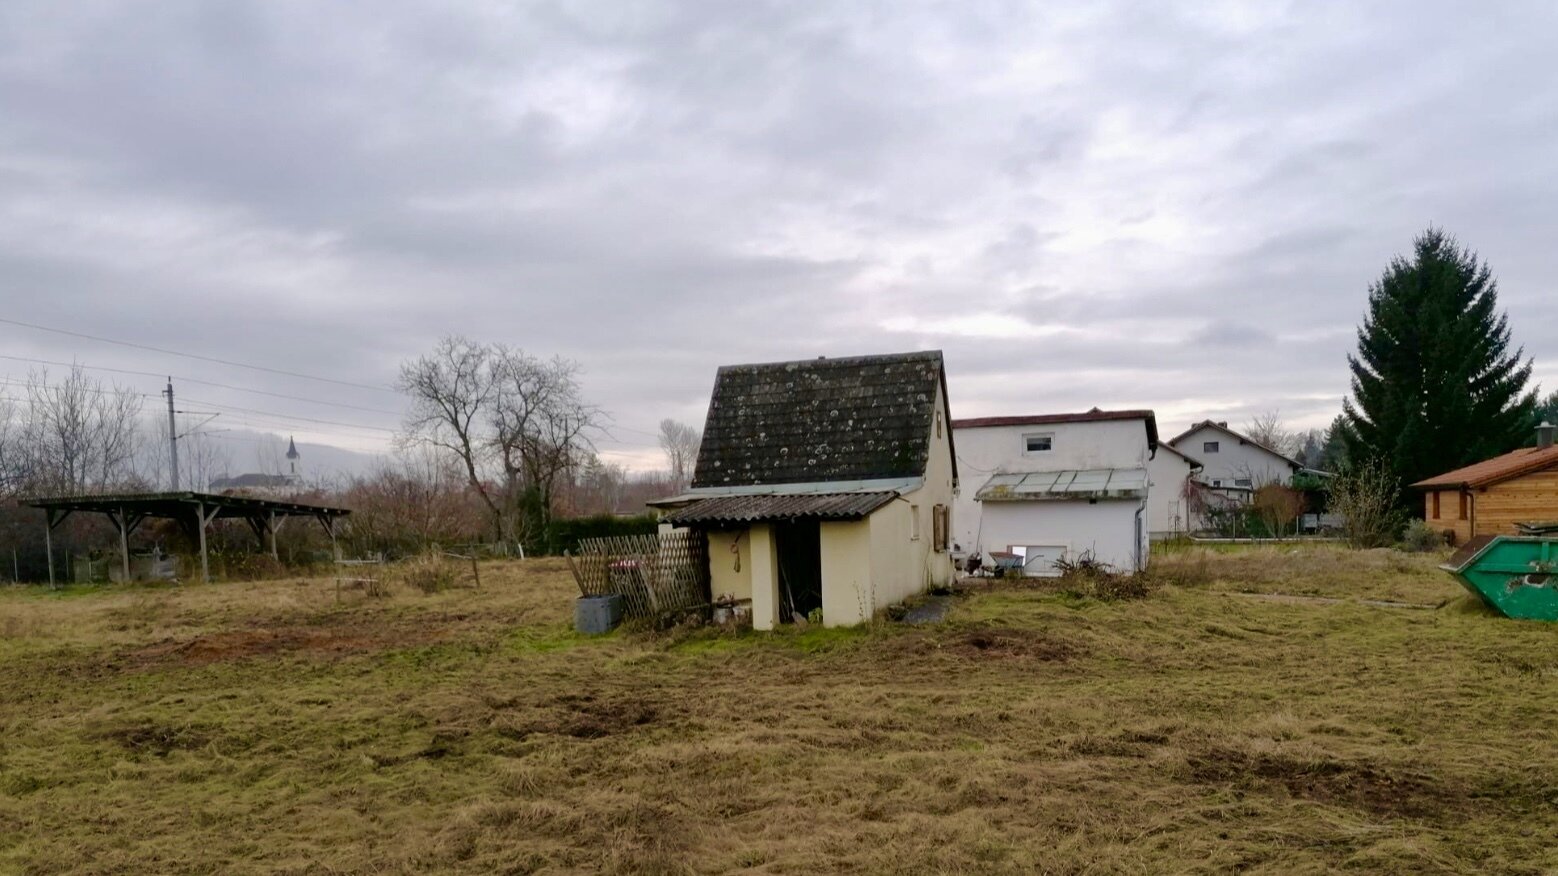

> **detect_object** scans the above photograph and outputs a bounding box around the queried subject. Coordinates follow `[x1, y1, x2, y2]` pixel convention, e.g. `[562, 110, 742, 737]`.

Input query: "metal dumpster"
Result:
[1441, 534, 1558, 621]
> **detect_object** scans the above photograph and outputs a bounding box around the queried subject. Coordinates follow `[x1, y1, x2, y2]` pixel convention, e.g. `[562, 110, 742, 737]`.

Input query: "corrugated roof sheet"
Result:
[661, 492, 897, 525]
[691, 351, 948, 489]
[1411, 445, 1558, 489]
[974, 468, 1149, 501]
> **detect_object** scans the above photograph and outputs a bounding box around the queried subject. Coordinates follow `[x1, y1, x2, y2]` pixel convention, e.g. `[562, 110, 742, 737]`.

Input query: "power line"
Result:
[0, 378, 393, 448]
[0, 316, 400, 394]
[0, 354, 404, 415]
[179, 395, 398, 434]
[0, 375, 157, 400]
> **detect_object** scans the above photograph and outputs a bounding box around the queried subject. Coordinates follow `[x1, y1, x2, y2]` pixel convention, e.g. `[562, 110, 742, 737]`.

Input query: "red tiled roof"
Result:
[1411, 445, 1558, 490]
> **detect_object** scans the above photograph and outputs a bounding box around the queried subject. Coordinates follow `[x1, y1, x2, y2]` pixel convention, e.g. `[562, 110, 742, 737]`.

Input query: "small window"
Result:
[910, 504, 921, 540]
[935, 410, 943, 439]
[1024, 433, 1053, 453]
[1203, 441, 1220, 453]
[932, 504, 949, 552]
[1211, 479, 1223, 487]
[1234, 478, 1252, 488]
[1432, 491, 1441, 519]
[1459, 491, 1468, 520]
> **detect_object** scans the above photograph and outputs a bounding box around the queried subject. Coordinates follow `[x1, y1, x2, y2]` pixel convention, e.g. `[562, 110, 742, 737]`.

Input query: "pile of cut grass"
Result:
[2, 548, 1555, 873]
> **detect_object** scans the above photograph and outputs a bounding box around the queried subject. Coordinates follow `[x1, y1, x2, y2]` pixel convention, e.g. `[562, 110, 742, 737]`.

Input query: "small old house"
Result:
[951, 409, 1157, 576]
[1411, 423, 1558, 543]
[656, 351, 957, 629]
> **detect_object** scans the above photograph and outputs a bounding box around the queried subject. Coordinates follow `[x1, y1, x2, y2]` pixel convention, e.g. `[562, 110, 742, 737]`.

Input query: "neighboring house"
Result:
[208, 473, 297, 492]
[1148, 442, 1203, 539]
[655, 351, 957, 629]
[950, 409, 1156, 576]
[1168, 420, 1302, 497]
[1411, 423, 1558, 544]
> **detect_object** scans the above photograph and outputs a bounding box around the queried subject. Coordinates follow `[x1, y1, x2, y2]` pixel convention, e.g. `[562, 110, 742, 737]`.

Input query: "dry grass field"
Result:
[2, 545, 1557, 874]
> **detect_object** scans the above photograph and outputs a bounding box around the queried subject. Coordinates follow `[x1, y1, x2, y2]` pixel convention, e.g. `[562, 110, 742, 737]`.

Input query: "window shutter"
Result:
[932, 504, 949, 552]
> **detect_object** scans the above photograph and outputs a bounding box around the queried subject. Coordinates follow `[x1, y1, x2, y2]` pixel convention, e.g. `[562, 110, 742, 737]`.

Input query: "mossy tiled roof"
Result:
[691, 351, 946, 489]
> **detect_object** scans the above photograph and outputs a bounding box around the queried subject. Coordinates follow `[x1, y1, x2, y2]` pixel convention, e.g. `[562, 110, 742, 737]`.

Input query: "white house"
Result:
[1166, 420, 1302, 499]
[1147, 442, 1202, 539]
[950, 409, 1157, 576]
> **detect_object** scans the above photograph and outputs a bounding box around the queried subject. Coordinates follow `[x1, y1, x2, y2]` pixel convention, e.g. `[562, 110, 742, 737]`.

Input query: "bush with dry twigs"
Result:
[399, 551, 456, 594]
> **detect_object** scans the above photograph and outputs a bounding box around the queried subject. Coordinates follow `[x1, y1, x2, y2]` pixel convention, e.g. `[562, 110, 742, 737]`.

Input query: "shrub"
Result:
[1056, 551, 1155, 601]
[1329, 458, 1405, 548]
[400, 552, 455, 594]
[1398, 519, 1446, 553]
[545, 514, 660, 555]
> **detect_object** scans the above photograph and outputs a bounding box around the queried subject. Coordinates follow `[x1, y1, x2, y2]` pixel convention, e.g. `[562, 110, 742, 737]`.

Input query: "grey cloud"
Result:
[0, 0, 1556, 462]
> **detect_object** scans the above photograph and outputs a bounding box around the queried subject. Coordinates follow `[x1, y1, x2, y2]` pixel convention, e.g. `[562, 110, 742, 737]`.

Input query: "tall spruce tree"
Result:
[1343, 227, 1536, 507]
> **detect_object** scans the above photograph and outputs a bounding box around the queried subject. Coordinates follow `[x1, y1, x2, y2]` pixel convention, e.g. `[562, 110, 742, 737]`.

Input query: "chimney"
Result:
[1217, 421, 1228, 428]
[1540, 422, 1555, 450]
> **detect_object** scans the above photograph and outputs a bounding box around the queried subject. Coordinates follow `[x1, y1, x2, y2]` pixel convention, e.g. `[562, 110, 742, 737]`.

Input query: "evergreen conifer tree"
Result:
[1342, 228, 1536, 506]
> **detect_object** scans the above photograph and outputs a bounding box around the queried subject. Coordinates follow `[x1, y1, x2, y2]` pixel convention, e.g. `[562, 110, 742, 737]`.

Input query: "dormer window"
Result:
[1024, 433, 1053, 454]
[1203, 441, 1220, 453]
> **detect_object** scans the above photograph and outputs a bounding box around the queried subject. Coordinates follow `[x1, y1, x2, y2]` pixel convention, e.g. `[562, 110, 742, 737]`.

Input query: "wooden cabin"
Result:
[1411, 424, 1558, 543]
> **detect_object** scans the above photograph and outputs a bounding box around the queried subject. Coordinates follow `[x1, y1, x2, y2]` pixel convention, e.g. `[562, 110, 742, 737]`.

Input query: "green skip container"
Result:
[1441, 525, 1558, 621]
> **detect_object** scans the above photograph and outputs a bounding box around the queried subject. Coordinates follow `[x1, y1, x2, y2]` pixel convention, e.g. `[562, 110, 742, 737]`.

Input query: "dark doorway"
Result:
[774, 520, 822, 623]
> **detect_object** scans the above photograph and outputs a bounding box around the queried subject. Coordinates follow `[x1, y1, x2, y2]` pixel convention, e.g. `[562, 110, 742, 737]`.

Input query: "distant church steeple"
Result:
[285, 436, 300, 476]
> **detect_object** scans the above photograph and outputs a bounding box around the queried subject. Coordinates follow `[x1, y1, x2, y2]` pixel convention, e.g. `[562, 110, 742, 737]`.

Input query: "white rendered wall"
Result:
[951, 418, 1152, 554]
[977, 499, 1146, 574]
[1172, 425, 1296, 489]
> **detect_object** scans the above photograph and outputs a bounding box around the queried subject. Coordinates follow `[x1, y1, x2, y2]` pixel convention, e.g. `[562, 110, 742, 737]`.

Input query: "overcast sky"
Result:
[2, 1, 1555, 472]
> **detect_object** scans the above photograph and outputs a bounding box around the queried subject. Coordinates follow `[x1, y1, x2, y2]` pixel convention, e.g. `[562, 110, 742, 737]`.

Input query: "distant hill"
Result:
[203, 430, 385, 487]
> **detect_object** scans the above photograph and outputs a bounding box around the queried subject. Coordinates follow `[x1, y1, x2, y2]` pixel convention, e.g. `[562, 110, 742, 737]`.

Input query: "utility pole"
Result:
[164, 379, 179, 490]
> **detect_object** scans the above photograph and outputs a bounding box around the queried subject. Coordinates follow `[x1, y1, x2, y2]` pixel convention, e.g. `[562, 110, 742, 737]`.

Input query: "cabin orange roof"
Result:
[1411, 445, 1558, 490]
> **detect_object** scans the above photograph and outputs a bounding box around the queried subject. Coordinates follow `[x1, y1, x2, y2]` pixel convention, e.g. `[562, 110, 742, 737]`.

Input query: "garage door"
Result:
[1017, 545, 1065, 577]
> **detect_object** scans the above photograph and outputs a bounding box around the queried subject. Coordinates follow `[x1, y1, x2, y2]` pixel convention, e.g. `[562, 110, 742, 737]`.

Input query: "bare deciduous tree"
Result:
[15, 366, 145, 494]
[491, 349, 598, 544]
[1244, 409, 1300, 459]
[398, 336, 503, 540]
[396, 336, 600, 549]
[658, 418, 701, 492]
[342, 447, 487, 556]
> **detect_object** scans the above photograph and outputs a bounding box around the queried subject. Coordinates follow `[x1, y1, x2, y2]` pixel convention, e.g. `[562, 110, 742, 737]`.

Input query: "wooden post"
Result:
[268, 511, 279, 561]
[312, 514, 342, 562]
[44, 512, 54, 589]
[469, 552, 480, 589]
[197, 501, 211, 584]
[116, 506, 130, 584]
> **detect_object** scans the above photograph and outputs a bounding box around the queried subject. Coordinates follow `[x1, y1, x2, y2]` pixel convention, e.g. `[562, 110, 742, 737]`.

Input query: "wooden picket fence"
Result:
[564, 530, 710, 619]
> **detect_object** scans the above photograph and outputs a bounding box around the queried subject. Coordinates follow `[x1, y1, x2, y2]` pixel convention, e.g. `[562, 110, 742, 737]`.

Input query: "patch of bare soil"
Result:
[954, 627, 1077, 661]
[96, 720, 212, 757]
[1186, 747, 1460, 820]
[129, 622, 450, 668]
[495, 692, 661, 740]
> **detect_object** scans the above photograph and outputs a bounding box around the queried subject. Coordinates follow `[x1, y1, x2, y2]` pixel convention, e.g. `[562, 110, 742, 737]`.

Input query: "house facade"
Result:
[1147, 442, 1203, 539]
[1167, 420, 1301, 497]
[951, 409, 1156, 576]
[1411, 424, 1558, 543]
[656, 352, 956, 629]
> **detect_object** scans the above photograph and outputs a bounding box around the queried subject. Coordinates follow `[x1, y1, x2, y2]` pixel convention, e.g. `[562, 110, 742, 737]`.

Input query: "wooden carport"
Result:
[26, 492, 351, 585]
